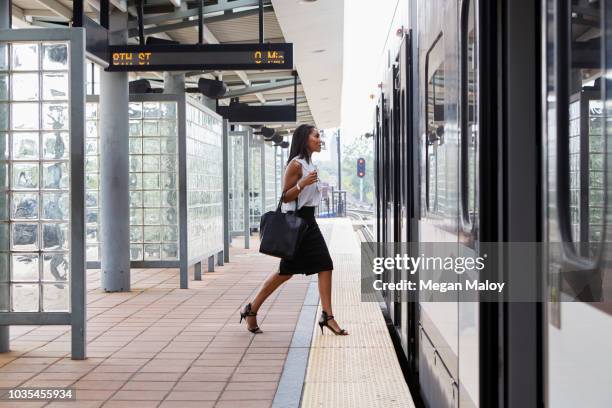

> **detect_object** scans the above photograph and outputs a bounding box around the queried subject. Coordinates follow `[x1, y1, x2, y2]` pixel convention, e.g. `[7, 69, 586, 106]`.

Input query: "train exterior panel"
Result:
[373, 0, 612, 407]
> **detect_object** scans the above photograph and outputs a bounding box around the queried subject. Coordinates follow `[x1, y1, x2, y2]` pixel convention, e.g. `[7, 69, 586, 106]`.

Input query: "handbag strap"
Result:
[277, 191, 298, 212]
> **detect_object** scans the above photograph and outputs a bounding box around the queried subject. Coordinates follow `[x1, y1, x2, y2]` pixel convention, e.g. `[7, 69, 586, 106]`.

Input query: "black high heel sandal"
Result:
[318, 311, 348, 335]
[239, 303, 263, 334]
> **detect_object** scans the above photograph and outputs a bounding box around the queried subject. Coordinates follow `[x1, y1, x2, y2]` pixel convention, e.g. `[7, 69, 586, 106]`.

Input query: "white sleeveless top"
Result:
[282, 156, 321, 211]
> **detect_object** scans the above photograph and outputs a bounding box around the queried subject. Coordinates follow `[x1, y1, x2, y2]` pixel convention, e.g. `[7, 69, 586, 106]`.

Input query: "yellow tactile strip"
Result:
[301, 219, 415, 408]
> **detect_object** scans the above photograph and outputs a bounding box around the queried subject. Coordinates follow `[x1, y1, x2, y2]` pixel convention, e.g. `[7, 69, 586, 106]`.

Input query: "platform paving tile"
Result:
[1, 237, 317, 407]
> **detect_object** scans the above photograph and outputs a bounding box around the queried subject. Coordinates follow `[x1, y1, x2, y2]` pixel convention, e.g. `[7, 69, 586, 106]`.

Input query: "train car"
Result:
[373, 0, 612, 407]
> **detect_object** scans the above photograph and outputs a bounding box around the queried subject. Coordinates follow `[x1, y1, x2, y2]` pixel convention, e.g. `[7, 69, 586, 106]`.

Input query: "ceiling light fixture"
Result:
[312, 49, 326, 53]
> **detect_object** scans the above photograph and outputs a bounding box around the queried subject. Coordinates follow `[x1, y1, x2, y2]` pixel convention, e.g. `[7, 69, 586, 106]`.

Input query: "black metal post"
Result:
[137, 0, 145, 45]
[258, 0, 264, 44]
[100, 0, 109, 29]
[337, 129, 341, 190]
[73, 0, 84, 27]
[198, 0, 204, 44]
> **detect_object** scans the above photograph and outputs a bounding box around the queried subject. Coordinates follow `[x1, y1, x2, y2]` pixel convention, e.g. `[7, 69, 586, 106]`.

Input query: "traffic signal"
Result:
[357, 158, 366, 178]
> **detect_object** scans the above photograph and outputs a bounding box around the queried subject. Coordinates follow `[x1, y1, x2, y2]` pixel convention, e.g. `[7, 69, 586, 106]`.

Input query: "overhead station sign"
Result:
[106, 43, 293, 71]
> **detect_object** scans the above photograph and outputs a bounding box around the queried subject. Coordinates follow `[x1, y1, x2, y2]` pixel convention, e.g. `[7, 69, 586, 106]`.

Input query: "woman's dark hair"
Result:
[287, 124, 315, 164]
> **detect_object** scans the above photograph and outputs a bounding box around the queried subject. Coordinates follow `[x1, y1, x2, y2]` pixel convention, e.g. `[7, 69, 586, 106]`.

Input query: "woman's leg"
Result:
[318, 270, 348, 334]
[245, 271, 293, 330]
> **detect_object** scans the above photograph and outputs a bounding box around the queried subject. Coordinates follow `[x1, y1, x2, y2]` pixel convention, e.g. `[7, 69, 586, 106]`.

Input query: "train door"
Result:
[417, 0, 461, 405]
[458, 0, 480, 406]
[543, 0, 612, 406]
[397, 32, 416, 358]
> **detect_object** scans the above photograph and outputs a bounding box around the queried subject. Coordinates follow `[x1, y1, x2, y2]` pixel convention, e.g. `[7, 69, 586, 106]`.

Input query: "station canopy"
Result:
[9, 0, 344, 135]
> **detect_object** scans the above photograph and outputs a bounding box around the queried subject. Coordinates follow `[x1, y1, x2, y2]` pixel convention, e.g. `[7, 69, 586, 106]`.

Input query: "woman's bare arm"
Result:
[282, 160, 302, 203]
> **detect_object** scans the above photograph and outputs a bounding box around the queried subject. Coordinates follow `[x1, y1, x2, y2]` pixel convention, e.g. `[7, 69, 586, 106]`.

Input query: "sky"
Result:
[339, 0, 399, 143]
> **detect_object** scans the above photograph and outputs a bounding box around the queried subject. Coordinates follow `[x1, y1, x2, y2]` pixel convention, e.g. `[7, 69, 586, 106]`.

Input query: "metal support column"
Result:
[243, 129, 250, 249]
[100, 12, 130, 292]
[164, 73, 188, 288]
[0, 0, 10, 353]
[260, 141, 266, 215]
[222, 120, 230, 263]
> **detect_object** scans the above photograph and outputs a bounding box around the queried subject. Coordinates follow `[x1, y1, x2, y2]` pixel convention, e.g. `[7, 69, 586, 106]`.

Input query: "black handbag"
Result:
[259, 193, 308, 260]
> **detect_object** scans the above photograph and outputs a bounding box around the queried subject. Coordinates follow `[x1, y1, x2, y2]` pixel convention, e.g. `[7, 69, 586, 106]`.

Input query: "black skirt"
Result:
[279, 206, 334, 275]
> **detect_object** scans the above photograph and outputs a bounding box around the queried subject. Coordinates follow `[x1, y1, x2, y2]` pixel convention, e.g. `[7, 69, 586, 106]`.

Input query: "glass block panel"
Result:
[42, 253, 69, 281]
[143, 226, 161, 243]
[86, 120, 98, 139]
[86, 244, 99, 262]
[0, 131, 7, 159]
[159, 120, 176, 136]
[0, 44, 7, 70]
[0, 74, 6, 101]
[11, 192, 38, 220]
[143, 102, 160, 118]
[129, 121, 141, 136]
[12, 103, 39, 130]
[0, 254, 8, 280]
[162, 172, 177, 190]
[130, 244, 143, 261]
[86, 191, 98, 207]
[12, 44, 39, 71]
[85, 208, 98, 224]
[0, 223, 8, 250]
[42, 103, 69, 130]
[144, 208, 160, 225]
[130, 208, 143, 224]
[129, 102, 142, 119]
[42, 73, 69, 100]
[130, 191, 143, 207]
[2, 39, 73, 316]
[129, 156, 142, 172]
[86, 225, 98, 243]
[130, 226, 143, 243]
[42, 44, 68, 70]
[42, 131, 69, 159]
[143, 138, 160, 154]
[163, 225, 178, 242]
[12, 132, 39, 160]
[142, 173, 159, 189]
[160, 102, 176, 118]
[143, 244, 161, 260]
[143, 121, 158, 136]
[86, 173, 98, 190]
[85, 156, 98, 173]
[42, 223, 69, 251]
[142, 155, 160, 172]
[13, 162, 39, 189]
[42, 161, 69, 189]
[12, 223, 38, 251]
[161, 137, 177, 154]
[12, 283, 39, 312]
[0, 284, 8, 312]
[143, 190, 160, 207]
[0, 193, 8, 220]
[42, 283, 69, 311]
[129, 173, 141, 190]
[186, 102, 223, 260]
[12, 73, 39, 101]
[11, 253, 39, 281]
[162, 243, 178, 260]
[129, 138, 142, 154]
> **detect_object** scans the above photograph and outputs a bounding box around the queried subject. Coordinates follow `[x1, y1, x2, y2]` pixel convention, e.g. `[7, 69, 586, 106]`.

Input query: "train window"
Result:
[425, 35, 445, 215]
[561, 2, 604, 257]
[461, 0, 478, 230]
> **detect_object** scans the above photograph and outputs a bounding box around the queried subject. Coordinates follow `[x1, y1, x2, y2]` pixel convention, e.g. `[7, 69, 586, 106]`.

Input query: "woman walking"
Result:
[239, 124, 348, 336]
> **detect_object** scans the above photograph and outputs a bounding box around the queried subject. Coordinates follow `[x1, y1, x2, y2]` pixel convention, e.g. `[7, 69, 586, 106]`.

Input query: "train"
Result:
[372, 0, 611, 407]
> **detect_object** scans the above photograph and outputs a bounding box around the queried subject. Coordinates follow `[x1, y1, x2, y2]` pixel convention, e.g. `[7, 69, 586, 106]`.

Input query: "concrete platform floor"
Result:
[0, 218, 414, 408]
[0, 235, 311, 408]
